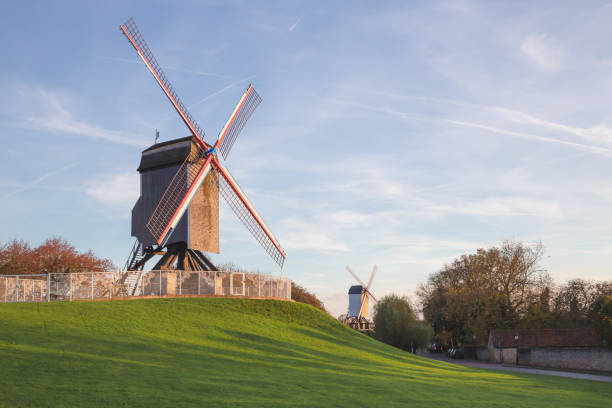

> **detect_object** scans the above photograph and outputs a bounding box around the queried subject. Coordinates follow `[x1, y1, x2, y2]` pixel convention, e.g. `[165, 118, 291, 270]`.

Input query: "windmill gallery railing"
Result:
[0, 271, 291, 303]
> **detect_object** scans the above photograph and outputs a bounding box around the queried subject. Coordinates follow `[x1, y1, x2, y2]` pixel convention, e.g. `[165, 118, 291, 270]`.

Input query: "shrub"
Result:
[291, 282, 327, 313]
[373, 294, 432, 349]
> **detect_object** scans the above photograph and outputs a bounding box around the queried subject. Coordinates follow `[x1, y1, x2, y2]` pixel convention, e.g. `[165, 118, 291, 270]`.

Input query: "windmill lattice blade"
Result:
[218, 85, 262, 160]
[346, 266, 366, 288]
[365, 289, 378, 303]
[120, 17, 206, 145]
[366, 264, 377, 290]
[209, 158, 286, 268]
[146, 148, 212, 244]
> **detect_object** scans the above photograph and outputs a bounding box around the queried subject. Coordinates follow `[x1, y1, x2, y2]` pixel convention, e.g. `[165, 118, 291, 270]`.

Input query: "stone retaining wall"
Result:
[484, 346, 612, 372]
[526, 348, 612, 372]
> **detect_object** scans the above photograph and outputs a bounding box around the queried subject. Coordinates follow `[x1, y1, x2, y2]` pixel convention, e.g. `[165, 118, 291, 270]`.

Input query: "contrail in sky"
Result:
[99, 56, 231, 78]
[289, 15, 303, 32]
[154, 76, 255, 132]
[3, 162, 78, 199]
[187, 76, 256, 110]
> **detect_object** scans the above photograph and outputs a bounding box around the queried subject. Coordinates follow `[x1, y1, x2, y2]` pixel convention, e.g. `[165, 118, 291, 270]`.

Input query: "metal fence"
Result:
[0, 271, 292, 303]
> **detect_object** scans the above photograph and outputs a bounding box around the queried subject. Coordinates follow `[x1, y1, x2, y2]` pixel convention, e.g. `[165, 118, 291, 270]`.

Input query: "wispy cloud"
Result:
[11, 85, 149, 147]
[520, 34, 563, 71]
[327, 93, 612, 157]
[447, 119, 612, 156]
[2, 162, 78, 199]
[85, 171, 139, 207]
[349, 88, 612, 151]
[490, 107, 612, 147]
[428, 196, 563, 218]
[279, 217, 350, 252]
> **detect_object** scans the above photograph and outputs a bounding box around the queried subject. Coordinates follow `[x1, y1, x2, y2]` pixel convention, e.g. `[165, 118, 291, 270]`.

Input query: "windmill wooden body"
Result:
[120, 17, 286, 272]
[341, 265, 378, 331]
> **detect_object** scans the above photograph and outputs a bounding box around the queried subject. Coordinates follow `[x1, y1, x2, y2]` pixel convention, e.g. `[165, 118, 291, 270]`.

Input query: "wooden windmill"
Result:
[120, 18, 286, 272]
[343, 265, 378, 331]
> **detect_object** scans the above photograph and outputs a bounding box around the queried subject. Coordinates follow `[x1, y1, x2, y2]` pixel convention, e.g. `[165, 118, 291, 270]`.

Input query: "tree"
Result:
[520, 286, 556, 329]
[551, 279, 612, 330]
[373, 294, 432, 350]
[0, 239, 38, 275]
[291, 282, 327, 313]
[418, 241, 548, 345]
[552, 279, 594, 328]
[0, 237, 114, 275]
[591, 296, 612, 347]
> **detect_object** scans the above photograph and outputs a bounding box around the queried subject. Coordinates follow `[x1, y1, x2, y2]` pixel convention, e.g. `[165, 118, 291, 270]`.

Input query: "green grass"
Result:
[0, 298, 610, 407]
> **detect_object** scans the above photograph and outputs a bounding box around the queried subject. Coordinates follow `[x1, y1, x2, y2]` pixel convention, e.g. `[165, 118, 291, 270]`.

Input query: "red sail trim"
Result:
[156, 156, 213, 244]
[210, 158, 286, 267]
[214, 85, 253, 149]
[219, 86, 262, 159]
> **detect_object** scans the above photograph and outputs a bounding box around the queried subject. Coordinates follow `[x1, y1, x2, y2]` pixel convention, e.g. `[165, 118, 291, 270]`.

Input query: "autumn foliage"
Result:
[291, 282, 327, 313]
[418, 241, 612, 347]
[0, 237, 115, 275]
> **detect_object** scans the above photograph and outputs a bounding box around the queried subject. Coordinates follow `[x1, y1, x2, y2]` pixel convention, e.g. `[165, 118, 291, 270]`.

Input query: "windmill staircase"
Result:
[125, 239, 146, 271]
[121, 239, 152, 296]
[123, 271, 146, 296]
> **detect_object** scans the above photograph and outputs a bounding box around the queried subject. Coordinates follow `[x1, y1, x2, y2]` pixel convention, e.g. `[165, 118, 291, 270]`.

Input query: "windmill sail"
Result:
[366, 264, 377, 289]
[123, 18, 286, 268]
[218, 85, 262, 160]
[346, 266, 366, 288]
[347, 265, 378, 320]
[120, 17, 206, 145]
[209, 158, 286, 268]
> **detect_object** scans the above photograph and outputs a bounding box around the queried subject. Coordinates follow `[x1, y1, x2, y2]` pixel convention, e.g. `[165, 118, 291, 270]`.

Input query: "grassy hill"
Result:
[0, 298, 610, 407]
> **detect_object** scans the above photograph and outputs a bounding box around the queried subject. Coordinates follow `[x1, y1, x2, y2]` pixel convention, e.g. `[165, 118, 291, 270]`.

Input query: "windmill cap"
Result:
[348, 285, 363, 294]
[137, 136, 210, 172]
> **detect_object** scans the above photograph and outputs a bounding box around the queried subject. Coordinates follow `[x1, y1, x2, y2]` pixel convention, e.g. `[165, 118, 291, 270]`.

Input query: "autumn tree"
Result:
[0, 239, 39, 275]
[418, 241, 548, 345]
[0, 237, 114, 275]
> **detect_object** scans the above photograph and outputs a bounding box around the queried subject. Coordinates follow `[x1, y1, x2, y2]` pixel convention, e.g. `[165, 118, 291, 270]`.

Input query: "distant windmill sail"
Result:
[346, 265, 378, 320]
[121, 17, 286, 268]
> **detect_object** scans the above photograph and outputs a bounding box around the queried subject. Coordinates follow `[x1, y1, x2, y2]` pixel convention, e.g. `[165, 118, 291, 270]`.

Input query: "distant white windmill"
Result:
[340, 265, 378, 331]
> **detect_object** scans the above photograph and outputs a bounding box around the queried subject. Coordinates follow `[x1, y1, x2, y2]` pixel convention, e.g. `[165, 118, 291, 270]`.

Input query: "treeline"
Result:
[418, 241, 612, 346]
[0, 238, 115, 275]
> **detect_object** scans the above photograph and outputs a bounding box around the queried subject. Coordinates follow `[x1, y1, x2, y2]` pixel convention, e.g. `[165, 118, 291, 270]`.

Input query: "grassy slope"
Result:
[0, 298, 610, 407]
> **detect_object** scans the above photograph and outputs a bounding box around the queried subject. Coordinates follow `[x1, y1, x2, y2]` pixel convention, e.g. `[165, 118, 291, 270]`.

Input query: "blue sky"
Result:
[1, 1, 612, 316]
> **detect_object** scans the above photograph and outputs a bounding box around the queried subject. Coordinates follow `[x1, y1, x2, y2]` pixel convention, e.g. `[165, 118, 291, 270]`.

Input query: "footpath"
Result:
[420, 352, 612, 383]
